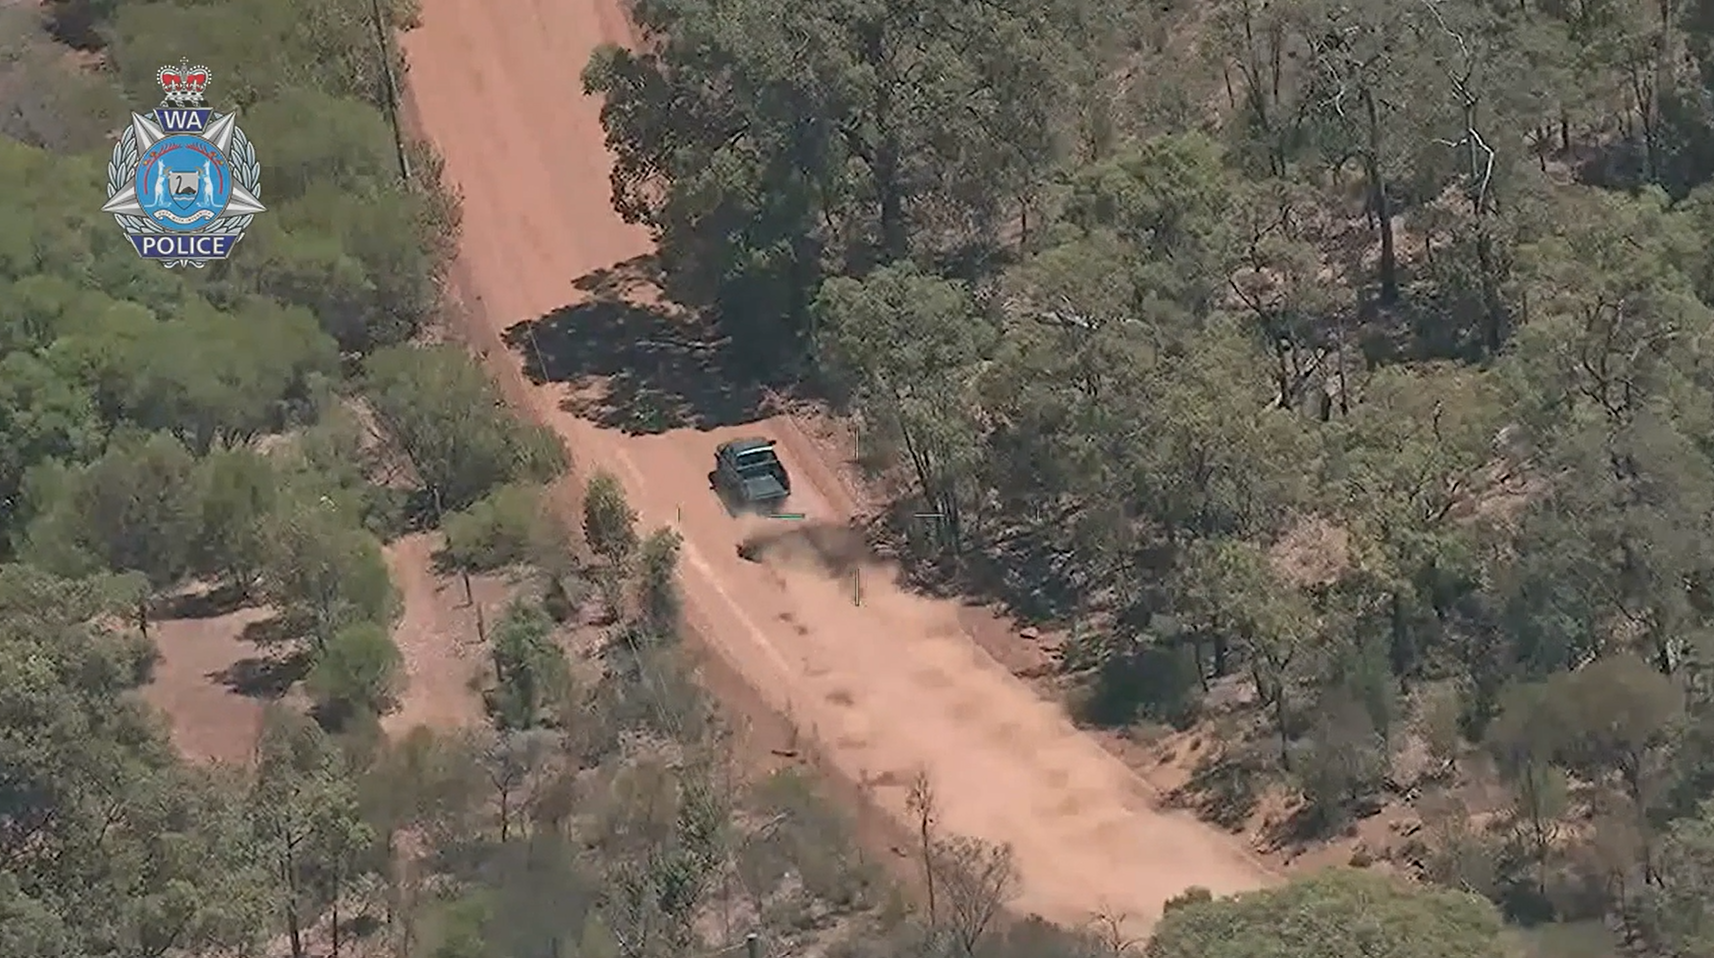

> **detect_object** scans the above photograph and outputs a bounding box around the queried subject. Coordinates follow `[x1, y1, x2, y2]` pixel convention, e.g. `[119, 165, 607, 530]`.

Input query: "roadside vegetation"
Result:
[588, 0, 1714, 954]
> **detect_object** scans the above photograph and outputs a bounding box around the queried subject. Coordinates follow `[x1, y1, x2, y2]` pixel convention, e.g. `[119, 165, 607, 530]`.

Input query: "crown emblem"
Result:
[156, 60, 211, 107]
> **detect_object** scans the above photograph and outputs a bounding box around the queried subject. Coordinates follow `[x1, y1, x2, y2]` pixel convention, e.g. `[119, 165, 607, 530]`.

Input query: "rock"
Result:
[1020, 627, 1041, 641]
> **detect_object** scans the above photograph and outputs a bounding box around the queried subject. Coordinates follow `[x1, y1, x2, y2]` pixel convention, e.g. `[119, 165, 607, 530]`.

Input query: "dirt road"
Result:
[399, 0, 1275, 933]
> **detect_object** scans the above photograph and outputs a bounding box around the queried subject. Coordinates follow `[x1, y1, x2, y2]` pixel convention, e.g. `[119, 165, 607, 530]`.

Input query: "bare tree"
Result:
[1086, 910, 1144, 955]
[932, 835, 1019, 955]
[476, 727, 556, 842]
[906, 767, 940, 925]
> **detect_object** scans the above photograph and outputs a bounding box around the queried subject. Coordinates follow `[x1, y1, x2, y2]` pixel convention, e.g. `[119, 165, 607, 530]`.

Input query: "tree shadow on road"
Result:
[209, 650, 311, 699]
[501, 255, 772, 435]
[1164, 743, 1266, 832]
[154, 581, 251, 620]
[209, 610, 314, 699]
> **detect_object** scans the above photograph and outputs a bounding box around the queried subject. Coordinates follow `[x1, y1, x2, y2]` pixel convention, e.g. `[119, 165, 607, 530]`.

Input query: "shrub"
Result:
[308, 620, 403, 727]
[582, 471, 637, 566]
[440, 483, 563, 572]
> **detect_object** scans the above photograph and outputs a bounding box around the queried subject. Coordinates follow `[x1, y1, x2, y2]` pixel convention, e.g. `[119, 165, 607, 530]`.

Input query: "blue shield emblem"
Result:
[137, 133, 232, 231]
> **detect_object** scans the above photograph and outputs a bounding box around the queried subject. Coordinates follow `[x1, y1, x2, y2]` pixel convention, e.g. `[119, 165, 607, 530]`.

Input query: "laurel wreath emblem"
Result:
[105, 114, 262, 269]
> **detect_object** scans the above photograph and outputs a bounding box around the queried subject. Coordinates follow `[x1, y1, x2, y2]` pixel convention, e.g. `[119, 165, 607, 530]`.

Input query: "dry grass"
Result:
[1267, 516, 1351, 588]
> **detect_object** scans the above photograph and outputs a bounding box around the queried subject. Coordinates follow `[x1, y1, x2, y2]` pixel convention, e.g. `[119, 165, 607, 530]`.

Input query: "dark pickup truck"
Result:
[712, 437, 791, 510]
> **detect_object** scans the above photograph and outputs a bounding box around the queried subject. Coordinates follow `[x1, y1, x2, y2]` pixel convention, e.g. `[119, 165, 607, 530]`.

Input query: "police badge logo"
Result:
[101, 60, 266, 267]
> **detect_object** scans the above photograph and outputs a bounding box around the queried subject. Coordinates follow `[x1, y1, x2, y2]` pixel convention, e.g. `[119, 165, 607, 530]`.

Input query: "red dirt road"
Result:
[400, 0, 1275, 934]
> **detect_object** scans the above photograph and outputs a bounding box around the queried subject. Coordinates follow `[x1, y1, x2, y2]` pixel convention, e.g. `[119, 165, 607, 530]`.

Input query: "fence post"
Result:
[745, 932, 760, 958]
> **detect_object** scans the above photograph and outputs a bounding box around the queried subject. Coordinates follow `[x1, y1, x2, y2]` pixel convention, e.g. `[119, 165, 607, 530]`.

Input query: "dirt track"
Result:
[399, 0, 1275, 934]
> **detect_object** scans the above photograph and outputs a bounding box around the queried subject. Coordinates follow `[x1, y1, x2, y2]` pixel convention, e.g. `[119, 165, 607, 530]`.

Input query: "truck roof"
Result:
[720, 437, 776, 457]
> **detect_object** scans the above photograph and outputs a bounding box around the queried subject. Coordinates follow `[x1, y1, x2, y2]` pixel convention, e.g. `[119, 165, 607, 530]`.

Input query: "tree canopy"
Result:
[1148, 870, 1512, 958]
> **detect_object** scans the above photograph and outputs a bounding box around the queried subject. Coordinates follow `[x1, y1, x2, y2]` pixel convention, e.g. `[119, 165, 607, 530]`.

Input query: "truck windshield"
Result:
[735, 451, 776, 476]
